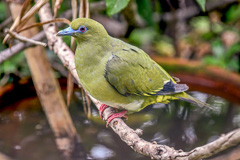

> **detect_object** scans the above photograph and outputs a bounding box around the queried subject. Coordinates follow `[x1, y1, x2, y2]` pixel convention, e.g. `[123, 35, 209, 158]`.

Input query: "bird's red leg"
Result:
[99, 104, 128, 127]
[99, 104, 109, 119]
[106, 110, 128, 127]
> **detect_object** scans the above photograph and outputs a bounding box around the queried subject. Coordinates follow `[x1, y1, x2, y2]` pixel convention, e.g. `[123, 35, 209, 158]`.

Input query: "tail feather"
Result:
[177, 93, 211, 108]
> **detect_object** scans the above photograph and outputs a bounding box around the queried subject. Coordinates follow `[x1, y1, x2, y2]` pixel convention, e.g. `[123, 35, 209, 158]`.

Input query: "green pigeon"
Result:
[57, 18, 210, 125]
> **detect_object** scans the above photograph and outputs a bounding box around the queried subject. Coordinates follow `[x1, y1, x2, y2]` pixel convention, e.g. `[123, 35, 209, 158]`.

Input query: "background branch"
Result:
[0, 8, 73, 64]
[6, 28, 47, 47]
[0, 152, 12, 160]
[0, 17, 13, 31]
[161, 0, 237, 22]
[0, 31, 45, 64]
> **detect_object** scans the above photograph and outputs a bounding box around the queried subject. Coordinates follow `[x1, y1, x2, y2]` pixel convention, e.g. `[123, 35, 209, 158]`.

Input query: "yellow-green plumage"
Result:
[57, 18, 210, 113]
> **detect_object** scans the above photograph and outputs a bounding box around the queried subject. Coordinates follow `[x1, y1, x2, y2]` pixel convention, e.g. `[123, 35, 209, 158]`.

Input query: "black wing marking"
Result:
[151, 79, 189, 95]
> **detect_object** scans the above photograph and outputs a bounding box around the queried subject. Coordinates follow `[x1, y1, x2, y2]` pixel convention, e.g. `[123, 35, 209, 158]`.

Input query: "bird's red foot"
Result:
[99, 104, 109, 119]
[106, 110, 128, 127]
[98, 104, 128, 127]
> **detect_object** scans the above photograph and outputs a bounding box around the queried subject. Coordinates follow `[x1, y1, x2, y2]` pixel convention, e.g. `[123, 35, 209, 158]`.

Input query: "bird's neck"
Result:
[76, 36, 111, 56]
[75, 36, 112, 71]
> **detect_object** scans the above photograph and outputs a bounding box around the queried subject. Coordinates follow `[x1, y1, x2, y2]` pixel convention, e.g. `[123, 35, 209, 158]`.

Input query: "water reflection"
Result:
[183, 125, 197, 144]
[89, 144, 115, 160]
[13, 111, 25, 121]
[0, 91, 239, 160]
[151, 132, 169, 145]
[233, 114, 240, 127]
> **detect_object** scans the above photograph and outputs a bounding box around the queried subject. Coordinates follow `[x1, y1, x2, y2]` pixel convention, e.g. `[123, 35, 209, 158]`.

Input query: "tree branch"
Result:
[0, 152, 12, 160]
[3, 0, 49, 44]
[0, 31, 46, 64]
[38, 2, 240, 160]
[0, 8, 73, 64]
[6, 28, 47, 47]
[0, 16, 13, 31]
[159, 0, 237, 22]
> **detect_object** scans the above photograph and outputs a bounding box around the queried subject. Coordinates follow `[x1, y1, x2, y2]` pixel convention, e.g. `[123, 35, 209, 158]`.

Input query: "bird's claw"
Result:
[106, 110, 128, 127]
[99, 104, 109, 119]
[99, 104, 128, 127]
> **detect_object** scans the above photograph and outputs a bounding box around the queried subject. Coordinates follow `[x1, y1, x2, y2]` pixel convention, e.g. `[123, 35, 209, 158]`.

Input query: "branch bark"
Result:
[38, 2, 240, 160]
[3, 0, 49, 44]
[0, 31, 46, 64]
[160, 0, 237, 22]
[6, 28, 47, 47]
[0, 16, 13, 31]
[0, 153, 12, 160]
[0, 8, 73, 64]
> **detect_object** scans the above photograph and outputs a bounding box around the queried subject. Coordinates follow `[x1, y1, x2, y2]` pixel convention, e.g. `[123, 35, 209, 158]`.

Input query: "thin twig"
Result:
[0, 31, 46, 64]
[78, 0, 92, 117]
[0, 9, 73, 64]
[66, 0, 78, 107]
[53, 0, 63, 18]
[161, 0, 237, 22]
[3, 0, 49, 44]
[85, 0, 90, 18]
[0, 152, 12, 160]
[79, 0, 84, 18]
[81, 89, 88, 114]
[18, 18, 70, 33]
[0, 17, 13, 31]
[19, 0, 32, 23]
[6, 29, 47, 47]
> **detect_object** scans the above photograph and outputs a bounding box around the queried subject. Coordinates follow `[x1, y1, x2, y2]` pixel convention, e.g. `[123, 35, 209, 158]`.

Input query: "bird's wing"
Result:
[104, 44, 188, 96]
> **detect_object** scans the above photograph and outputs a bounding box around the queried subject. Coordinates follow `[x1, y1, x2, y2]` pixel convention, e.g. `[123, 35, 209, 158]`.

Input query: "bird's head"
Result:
[57, 18, 109, 42]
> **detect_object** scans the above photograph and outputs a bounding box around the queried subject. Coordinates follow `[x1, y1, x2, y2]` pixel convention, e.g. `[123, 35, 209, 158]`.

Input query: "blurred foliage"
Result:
[0, 52, 30, 85]
[225, 4, 240, 22]
[0, 2, 7, 51]
[129, 27, 158, 46]
[186, 13, 240, 71]
[106, 0, 130, 16]
[0, 2, 7, 21]
[1, 52, 27, 74]
[195, 0, 206, 12]
[154, 39, 175, 57]
[1, 0, 240, 85]
[136, 0, 154, 26]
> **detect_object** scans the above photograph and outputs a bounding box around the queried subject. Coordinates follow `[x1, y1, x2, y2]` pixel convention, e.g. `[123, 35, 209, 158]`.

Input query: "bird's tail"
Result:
[177, 92, 211, 108]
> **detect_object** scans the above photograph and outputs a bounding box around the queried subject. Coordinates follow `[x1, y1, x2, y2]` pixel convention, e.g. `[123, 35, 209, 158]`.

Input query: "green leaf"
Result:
[190, 16, 210, 34]
[0, 2, 7, 21]
[211, 39, 225, 58]
[1, 52, 28, 74]
[227, 58, 239, 71]
[195, 0, 206, 12]
[203, 56, 226, 68]
[136, 0, 154, 26]
[226, 4, 240, 22]
[106, 0, 130, 16]
[225, 42, 240, 60]
[129, 27, 157, 46]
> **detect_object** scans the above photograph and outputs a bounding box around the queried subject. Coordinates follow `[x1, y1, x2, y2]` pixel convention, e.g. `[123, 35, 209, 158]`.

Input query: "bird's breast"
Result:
[74, 45, 147, 112]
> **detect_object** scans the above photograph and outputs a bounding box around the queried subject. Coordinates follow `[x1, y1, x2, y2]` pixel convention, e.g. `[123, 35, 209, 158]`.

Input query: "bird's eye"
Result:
[79, 26, 87, 33]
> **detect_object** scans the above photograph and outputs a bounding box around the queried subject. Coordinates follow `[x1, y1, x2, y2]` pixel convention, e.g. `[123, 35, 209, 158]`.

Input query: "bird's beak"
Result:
[57, 27, 75, 36]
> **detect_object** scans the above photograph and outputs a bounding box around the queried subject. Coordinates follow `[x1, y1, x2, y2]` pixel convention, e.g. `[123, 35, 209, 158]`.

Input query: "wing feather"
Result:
[104, 44, 188, 96]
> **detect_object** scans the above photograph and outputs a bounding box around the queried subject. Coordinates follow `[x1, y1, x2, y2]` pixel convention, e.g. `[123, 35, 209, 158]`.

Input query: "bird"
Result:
[57, 18, 210, 126]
